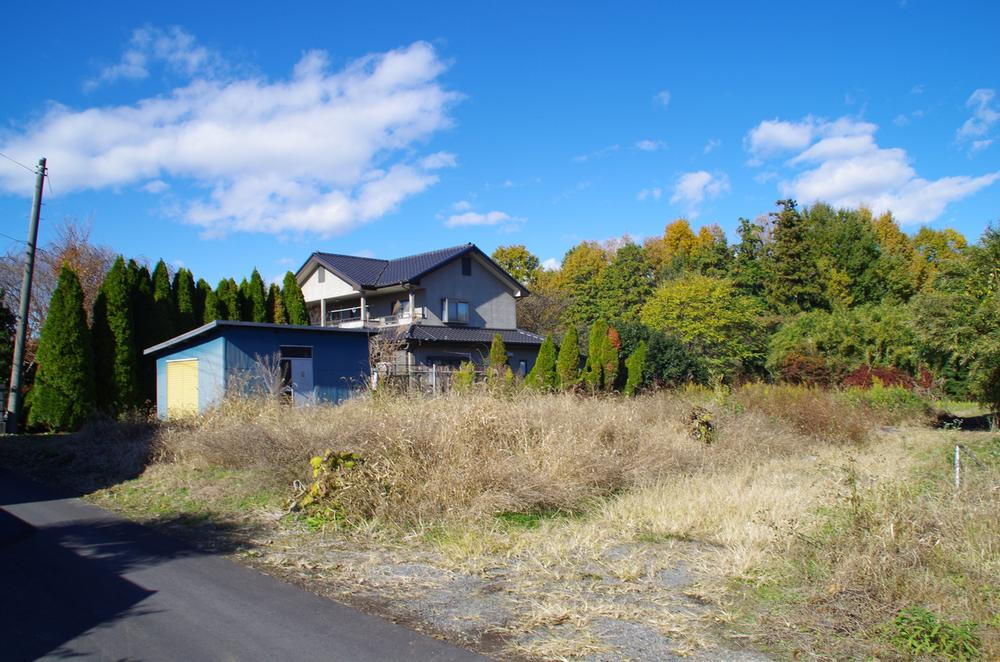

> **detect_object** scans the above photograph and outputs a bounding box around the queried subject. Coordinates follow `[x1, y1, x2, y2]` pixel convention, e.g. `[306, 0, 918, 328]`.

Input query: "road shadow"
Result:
[0, 501, 261, 662]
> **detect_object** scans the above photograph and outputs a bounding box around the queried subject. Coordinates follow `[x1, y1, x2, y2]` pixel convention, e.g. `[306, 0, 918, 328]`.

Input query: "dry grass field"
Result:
[2, 386, 996, 660]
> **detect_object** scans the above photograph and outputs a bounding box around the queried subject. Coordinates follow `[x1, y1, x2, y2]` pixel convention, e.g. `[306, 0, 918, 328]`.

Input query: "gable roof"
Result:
[298, 243, 529, 295]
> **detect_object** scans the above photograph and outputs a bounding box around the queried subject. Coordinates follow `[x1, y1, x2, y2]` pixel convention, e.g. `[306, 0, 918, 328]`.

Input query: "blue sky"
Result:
[1, 1, 998, 284]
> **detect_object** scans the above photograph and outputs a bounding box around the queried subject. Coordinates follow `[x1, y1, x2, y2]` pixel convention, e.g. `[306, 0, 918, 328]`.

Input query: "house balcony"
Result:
[321, 304, 424, 328]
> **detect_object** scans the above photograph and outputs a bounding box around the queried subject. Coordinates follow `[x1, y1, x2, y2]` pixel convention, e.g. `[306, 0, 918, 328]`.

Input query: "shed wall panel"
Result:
[223, 326, 369, 404]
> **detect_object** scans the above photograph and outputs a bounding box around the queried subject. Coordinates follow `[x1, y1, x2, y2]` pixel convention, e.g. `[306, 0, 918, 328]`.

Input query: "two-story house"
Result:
[295, 243, 544, 373]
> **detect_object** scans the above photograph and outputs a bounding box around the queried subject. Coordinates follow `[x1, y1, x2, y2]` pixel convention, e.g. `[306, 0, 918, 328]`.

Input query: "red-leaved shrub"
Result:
[779, 353, 834, 387]
[841, 364, 915, 390]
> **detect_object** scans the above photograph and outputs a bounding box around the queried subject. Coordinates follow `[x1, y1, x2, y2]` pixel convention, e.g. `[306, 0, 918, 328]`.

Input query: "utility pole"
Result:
[5, 157, 46, 434]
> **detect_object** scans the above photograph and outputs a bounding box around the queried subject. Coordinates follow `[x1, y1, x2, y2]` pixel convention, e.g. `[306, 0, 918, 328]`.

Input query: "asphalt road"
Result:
[0, 470, 490, 662]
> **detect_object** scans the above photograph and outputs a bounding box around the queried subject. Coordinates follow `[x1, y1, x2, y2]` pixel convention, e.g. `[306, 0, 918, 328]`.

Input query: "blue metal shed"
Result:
[143, 321, 371, 418]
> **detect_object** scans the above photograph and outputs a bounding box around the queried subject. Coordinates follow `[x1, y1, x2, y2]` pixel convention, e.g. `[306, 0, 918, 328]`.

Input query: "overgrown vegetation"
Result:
[498, 206, 1000, 413]
[3, 386, 996, 659]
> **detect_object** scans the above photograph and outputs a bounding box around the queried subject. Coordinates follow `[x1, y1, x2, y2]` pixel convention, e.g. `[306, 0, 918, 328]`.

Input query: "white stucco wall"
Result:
[300, 264, 357, 302]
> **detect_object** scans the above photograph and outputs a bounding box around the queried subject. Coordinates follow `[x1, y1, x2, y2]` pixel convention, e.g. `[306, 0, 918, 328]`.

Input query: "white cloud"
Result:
[893, 114, 910, 127]
[452, 200, 472, 211]
[444, 210, 517, 227]
[635, 139, 666, 152]
[971, 139, 994, 154]
[754, 171, 778, 184]
[654, 90, 671, 108]
[420, 151, 457, 169]
[142, 179, 169, 193]
[956, 89, 998, 153]
[637, 187, 662, 201]
[1, 37, 459, 237]
[754, 114, 1000, 224]
[744, 118, 816, 161]
[541, 257, 559, 271]
[670, 171, 730, 217]
[573, 144, 619, 162]
[85, 26, 225, 90]
[703, 138, 721, 154]
[911, 84, 924, 95]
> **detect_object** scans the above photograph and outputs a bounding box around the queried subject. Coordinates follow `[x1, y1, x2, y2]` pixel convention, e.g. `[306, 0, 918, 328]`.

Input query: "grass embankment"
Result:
[1, 385, 995, 660]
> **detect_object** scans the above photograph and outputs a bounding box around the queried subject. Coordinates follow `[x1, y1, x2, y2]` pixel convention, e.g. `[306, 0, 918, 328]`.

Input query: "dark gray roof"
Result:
[311, 244, 471, 289]
[143, 320, 370, 356]
[391, 325, 545, 346]
[303, 243, 528, 294]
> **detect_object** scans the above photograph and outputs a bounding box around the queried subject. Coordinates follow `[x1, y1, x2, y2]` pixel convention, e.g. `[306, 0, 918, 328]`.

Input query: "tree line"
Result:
[14, 252, 310, 431]
[493, 200, 1000, 410]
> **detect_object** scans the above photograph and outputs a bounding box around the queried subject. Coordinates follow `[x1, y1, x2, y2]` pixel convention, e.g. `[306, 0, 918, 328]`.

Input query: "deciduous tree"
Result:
[491, 244, 541, 286]
[641, 275, 765, 380]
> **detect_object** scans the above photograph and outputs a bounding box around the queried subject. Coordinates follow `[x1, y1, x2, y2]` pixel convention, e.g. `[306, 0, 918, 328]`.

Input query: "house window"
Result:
[280, 346, 312, 358]
[461, 256, 472, 276]
[317, 266, 325, 283]
[391, 299, 411, 316]
[441, 298, 469, 324]
[518, 360, 527, 376]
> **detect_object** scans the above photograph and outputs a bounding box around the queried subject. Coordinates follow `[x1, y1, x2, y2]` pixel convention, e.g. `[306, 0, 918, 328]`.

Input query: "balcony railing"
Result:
[323, 305, 423, 328]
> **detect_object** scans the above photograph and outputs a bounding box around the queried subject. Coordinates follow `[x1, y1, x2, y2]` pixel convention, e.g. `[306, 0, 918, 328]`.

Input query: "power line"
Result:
[0, 151, 36, 173]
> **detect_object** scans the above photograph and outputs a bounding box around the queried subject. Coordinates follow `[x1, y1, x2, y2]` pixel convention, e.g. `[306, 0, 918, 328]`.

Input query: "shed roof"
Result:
[143, 320, 370, 356]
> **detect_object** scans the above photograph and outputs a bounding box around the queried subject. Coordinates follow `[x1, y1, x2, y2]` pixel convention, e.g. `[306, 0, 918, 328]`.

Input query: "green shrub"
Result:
[488, 333, 508, 385]
[582, 319, 608, 392]
[525, 334, 558, 391]
[888, 606, 980, 660]
[840, 383, 931, 423]
[453, 361, 476, 392]
[556, 325, 580, 390]
[624, 341, 647, 396]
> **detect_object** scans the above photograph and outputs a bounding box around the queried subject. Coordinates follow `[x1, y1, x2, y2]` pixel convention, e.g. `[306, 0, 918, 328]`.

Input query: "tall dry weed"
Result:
[155, 385, 886, 526]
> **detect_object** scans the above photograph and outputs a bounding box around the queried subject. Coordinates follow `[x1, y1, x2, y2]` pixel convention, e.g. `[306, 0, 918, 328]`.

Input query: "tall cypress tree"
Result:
[92, 256, 139, 412]
[765, 200, 824, 314]
[583, 319, 609, 391]
[247, 269, 268, 323]
[266, 283, 286, 324]
[488, 333, 508, 384]
[27, 266, 95, 430]
[151, 259, 176, 343]
[194, 278, 212, 324]
[238, 277, 251, 321]
[282, 271, 309, 325]
[216, 278, 240, 320]
[556, 325, 581, 390]
[203, 288, 221, 323]
[730, 217, 768, 303]
[130, 262, 156, 403]
[173, 268, 198, 332]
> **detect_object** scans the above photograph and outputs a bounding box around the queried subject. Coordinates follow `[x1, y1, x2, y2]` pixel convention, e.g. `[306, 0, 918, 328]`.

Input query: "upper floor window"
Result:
[442, 298, 469, 324]
[317, 266, 326, 283]
[461, 256, 472, 276]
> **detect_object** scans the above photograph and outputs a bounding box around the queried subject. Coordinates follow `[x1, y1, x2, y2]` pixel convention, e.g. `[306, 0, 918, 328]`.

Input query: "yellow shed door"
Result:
[166, 359, 199, 417]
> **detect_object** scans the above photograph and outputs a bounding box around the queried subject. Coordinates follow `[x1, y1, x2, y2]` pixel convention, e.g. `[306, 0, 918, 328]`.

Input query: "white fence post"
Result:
[954, 444, 961, 490]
